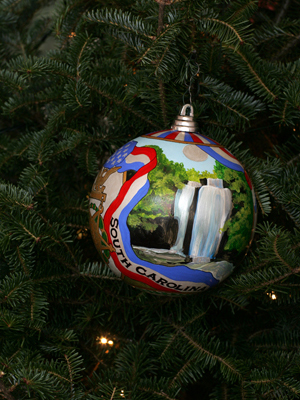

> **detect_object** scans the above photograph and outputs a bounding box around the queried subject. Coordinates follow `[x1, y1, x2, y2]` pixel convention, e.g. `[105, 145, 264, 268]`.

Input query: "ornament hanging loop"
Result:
[181, 104, 194, 117]
[171, 104, 198, 132]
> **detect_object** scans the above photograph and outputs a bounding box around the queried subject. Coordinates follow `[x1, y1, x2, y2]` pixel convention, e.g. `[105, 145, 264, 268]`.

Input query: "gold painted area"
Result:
[89, 211, 115, 254]
[89, 165, 121, 262]
[91, 166, 120, 199]
[123, 171, 127, 184]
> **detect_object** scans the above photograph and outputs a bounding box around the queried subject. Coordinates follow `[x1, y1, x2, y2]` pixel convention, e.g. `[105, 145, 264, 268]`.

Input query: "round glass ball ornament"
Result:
[89, 105, 257, 293]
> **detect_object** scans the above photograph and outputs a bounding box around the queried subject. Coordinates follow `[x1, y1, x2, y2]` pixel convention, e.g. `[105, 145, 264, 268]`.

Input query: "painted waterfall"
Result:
[127, 142, 252, 285]
[170, 178, 232, 262]
[131, 178, 232, 269]
[189, 178, 232, 262]
[171, 182, 199, 254]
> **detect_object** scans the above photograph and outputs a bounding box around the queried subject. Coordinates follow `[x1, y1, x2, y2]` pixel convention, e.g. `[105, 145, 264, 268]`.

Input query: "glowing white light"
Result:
[100, 337, 107, 344]
[267, 291, 277, 300]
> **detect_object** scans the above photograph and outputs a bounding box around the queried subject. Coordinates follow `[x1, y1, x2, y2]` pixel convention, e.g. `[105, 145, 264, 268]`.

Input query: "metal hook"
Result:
[171, 103, 198, 132]
[180, 104, 194, 117]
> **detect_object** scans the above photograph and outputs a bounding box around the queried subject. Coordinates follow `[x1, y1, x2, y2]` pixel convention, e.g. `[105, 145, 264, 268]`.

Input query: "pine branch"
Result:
[272, 33, 300, 60]
[274, 0, 291, 25]
[264, 182, 300, 228]
[287, 153, 300, 166]
[281, 380, 300, 396]
[1, 1, 300, 398]
[172, 324, 242, 381]
[136, 22, 180, 65]
[2, 0, 22, 12]
[228, 0, 258, 23]
[85, 9, 155, 39]
[273, 235, 294, 271]
[226, 45, 277, 101]
[47, 371, 71, 384]
[154, 43, 171, 75]
[199, 94, 249, 121]
[0, 381, 16, 400]
[222, 383, 229, 399]
[211, 294, 247, 310]
[109, 387, 116, 400]
[76, 38, 89, 80]
[184, 311, 207, 326]
[44, 249, 78, 273]
[81, 344, 107, 367]
[170, 358, 194, 387]
[86, 80, 161, 128]
[159, 79, 167, 127]
[79, 273, 122, 280]
[242, 265, 300, 294]
[240, 381, 246, 400]
[157, 2, 165, 36]
[160, 331, 180, 359]
[16, 246, 29, 276]
[0, 70, 26, 91]
[140, 387, 177, 400]
[195, 6, 252, 47]
[202, 17, 243, 43]
[64, 354, 73, 397]
[6, 96, 60, 114]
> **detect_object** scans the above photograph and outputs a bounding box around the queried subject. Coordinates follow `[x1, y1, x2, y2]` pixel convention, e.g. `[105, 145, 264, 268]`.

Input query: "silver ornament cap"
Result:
[171, 104, 198, 133]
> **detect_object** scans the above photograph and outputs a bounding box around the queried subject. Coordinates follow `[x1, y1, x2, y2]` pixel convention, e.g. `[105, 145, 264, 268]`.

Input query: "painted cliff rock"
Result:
[89, 106, 257, 293]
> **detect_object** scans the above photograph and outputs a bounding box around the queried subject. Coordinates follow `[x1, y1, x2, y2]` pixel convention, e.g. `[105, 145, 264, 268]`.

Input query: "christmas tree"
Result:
[1, 0, 300, 399]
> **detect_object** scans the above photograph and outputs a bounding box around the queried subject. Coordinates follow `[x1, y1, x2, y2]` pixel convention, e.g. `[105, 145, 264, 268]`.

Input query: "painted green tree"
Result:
[128, 145, 220, 231]
[186, 167, 217, 181]
[214, 161, 254, 253]
[127, 145, 188, 231]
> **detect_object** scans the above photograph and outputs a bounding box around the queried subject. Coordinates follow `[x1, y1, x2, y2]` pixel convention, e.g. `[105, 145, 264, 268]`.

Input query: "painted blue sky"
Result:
[135, 137, 216, 173]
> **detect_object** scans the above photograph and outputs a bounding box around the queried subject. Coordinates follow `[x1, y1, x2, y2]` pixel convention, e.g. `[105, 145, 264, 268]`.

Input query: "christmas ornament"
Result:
[89, 105, 257, 293]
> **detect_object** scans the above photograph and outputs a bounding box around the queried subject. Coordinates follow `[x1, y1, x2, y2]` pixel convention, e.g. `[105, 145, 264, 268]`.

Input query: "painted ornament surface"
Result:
[89, 130, 257, 293]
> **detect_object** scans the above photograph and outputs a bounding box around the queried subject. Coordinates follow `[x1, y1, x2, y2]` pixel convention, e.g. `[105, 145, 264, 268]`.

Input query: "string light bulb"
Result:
[96, 336, 115, 346]
[267, 291, 277, 300]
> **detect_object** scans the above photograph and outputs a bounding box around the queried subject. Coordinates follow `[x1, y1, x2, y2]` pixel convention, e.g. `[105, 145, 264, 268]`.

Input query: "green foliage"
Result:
[0, 0, 300, 399]
[198, 75, 265, 129]
[214, 161, 253, 253]
[186, 167, 217, 181]
[128, 145, 219, 231]
[127, 145, 188, 230]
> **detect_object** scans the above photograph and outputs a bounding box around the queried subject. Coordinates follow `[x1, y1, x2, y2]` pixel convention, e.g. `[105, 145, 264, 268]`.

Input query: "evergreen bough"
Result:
[0, 0, 300, 399]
